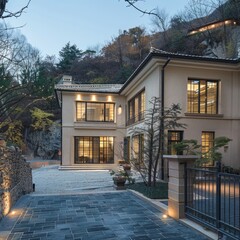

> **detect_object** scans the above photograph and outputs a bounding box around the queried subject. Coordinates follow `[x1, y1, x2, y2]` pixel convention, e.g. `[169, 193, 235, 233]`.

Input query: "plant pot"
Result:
[113, 177, 126, 190]
[123, 164, 131, 171]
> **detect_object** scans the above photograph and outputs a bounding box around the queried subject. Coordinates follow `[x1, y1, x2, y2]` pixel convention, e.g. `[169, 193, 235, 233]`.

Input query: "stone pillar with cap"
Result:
[163, 155, 198, 219]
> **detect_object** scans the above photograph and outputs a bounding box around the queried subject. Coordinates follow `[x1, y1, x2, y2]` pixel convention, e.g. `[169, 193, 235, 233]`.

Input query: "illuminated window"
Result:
[201, 132, 214, 165]
[187, 80, 218, 114]
[168, 131, 183, 155]
[76, 102, 115, 122]
[132, 134, 144, 163]
[128, 90, 145, 125]
[74, 136, 114, 164]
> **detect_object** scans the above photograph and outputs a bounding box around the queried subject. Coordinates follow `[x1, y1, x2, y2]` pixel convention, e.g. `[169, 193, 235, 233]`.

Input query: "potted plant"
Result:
[110, 167, 135, 190]
[110, 169, 127, 190]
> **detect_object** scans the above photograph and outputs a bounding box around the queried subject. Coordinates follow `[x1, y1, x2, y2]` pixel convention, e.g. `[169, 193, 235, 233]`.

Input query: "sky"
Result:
[5, 0, 190, 58]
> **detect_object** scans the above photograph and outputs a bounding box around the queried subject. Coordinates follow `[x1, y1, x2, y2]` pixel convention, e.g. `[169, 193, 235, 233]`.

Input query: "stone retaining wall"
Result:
[0, 146, 33, 220]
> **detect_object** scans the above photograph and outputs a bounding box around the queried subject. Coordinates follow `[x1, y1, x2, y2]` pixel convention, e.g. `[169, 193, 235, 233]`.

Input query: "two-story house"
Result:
[55, 48, 240, 170]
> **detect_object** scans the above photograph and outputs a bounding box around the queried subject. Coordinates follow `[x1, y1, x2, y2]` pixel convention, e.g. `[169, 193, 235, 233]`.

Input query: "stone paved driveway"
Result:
[32, 166, 115, 194]
[0, 166, 210, 240]
[2, 192, 208, 240]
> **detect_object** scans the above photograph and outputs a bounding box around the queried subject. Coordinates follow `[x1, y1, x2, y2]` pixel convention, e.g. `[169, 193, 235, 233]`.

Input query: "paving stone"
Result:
[0, 168, 211, 240]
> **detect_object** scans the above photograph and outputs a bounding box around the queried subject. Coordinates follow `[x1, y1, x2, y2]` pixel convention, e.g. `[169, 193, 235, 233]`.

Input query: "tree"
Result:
[0, 0, 31, 19]
[57, 42, 83, 73]
[183, 0, 240, 57]
[129, 97, 186, 187]
[30, 107, 54, 131]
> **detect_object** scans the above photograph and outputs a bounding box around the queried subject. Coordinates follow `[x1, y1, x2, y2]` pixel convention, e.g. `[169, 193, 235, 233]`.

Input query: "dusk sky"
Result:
[6, 0, 190, 58]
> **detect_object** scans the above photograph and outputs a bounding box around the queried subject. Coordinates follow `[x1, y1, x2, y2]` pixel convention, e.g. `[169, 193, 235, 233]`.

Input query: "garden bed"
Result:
[127, 181, 168, 199]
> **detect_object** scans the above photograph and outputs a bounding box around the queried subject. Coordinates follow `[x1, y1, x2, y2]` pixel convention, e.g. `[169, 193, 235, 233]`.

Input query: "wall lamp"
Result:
[118, 104, 122, 115]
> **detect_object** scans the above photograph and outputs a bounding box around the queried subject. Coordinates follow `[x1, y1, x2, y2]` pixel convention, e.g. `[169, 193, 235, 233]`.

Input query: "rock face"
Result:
[26, 121, 61, 159]
[0, 146, 33, 219]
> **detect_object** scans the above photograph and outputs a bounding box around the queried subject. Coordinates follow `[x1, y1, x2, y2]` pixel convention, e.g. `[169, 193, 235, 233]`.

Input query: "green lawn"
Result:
[127, 181, 168, 199]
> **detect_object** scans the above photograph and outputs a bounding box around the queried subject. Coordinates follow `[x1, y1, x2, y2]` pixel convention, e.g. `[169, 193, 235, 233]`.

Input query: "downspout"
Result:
[161, 58, 170, 180]
[60, 91, 63, 166]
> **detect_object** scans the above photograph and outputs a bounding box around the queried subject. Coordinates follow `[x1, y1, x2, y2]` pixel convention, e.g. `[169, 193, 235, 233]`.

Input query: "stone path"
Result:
[0, 165, 210, 240]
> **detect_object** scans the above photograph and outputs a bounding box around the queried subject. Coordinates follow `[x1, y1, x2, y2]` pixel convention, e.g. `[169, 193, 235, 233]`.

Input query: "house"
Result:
[55, 48, 240, 171]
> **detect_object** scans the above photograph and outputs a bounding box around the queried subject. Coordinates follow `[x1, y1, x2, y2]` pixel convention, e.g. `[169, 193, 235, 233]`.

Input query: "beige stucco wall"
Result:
[61, 92, 126, 169]
[60, 59, 240, 169]
[124, 61, 240, 169]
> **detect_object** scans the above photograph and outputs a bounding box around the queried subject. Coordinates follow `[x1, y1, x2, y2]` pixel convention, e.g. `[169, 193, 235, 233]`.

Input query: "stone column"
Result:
[163, 155, 198, 219]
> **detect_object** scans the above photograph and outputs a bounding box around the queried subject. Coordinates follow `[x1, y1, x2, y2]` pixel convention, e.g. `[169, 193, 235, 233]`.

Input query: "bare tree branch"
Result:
[125, 0, 162, 21]
[0, 0, 31, 19]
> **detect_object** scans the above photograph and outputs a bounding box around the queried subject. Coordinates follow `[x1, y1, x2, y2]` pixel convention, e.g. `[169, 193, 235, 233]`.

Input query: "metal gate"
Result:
[185, 162, 240, 240]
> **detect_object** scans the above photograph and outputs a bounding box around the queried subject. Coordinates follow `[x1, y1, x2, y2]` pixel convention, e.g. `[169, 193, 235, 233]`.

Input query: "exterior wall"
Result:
[0, 146, 33, 220]
[124, 63, 240, 169]
[164, 65, 240, 168]
[61, 92, 126, 169]
[59, 59, 240, 169]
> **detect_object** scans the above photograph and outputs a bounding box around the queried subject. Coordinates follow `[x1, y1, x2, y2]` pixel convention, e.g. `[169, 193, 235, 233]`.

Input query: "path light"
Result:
[162, 214, 168, 219]
[11, 210, 16, 215]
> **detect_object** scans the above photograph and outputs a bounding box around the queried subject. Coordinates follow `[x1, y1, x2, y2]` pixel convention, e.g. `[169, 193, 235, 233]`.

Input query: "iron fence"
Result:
[185, 162, 240, 240]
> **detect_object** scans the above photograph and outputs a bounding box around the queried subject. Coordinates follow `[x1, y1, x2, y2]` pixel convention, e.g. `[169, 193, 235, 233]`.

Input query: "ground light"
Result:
[162, 214, 168, 219]
[10, 210, 16, 216]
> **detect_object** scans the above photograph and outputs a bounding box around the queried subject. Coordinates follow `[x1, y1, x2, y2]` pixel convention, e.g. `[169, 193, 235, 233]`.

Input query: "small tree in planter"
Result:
[173, 136, 232, 166]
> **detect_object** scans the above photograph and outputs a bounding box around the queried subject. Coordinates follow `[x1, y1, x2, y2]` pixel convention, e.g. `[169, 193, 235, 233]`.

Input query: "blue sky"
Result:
[6, 0, 189, 58]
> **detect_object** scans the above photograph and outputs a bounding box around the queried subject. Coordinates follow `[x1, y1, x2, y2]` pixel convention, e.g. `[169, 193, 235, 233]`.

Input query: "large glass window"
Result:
[76, 102, 115, 122]
[132, 134, 144, 163]
[201, 131, 214, 165]
[187, 79, 218, 114]
[74, 136, 114, 164]
[128, 90, 145, 125]
[168, 131, 183, 155]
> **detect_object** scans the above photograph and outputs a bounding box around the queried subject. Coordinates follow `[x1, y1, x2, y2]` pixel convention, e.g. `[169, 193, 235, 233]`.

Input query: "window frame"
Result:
[167, 130, 184, 155]
[127, 89, 145, 125]
[76, 101, 115, 122]
[132, 134, 144, 164]
[187, 79, 219, 114]
[201, 131, 215, 166]
[74, 136, 114, 164]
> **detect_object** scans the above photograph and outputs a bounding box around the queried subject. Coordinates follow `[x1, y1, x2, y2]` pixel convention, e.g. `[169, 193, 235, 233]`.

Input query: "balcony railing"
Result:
[127, 111, 145, 126]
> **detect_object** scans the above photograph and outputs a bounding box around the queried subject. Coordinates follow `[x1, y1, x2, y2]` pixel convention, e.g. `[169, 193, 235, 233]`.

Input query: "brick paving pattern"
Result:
[0, 166, 210, 239]
[5, 192, 208, 240]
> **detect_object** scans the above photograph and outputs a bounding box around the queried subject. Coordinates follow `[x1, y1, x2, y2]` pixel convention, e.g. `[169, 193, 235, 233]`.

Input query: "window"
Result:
[132, 134, 144, 163]
[123, 137, 130, 161]
[201, 132, 214, 165]
[76, 102, 115, 122]
[74, 136, 114, 164]
[187, 79, 218, 114]
[128, 90, 145, 125]
[168, 131, 183, 155]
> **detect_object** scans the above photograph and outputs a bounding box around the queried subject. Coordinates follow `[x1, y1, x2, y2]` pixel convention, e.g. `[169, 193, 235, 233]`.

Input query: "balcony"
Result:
[127, 111, 145, 126]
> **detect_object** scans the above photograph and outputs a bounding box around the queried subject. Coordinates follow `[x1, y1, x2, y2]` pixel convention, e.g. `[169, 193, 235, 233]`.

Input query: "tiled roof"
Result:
[55, 83, 123, 93]
[149, 47, 239, 61]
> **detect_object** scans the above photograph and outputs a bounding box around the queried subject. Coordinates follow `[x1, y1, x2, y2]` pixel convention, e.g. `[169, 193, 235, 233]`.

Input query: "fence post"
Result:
[164, 155, 198, 219]
[216, 161, 221, 230]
